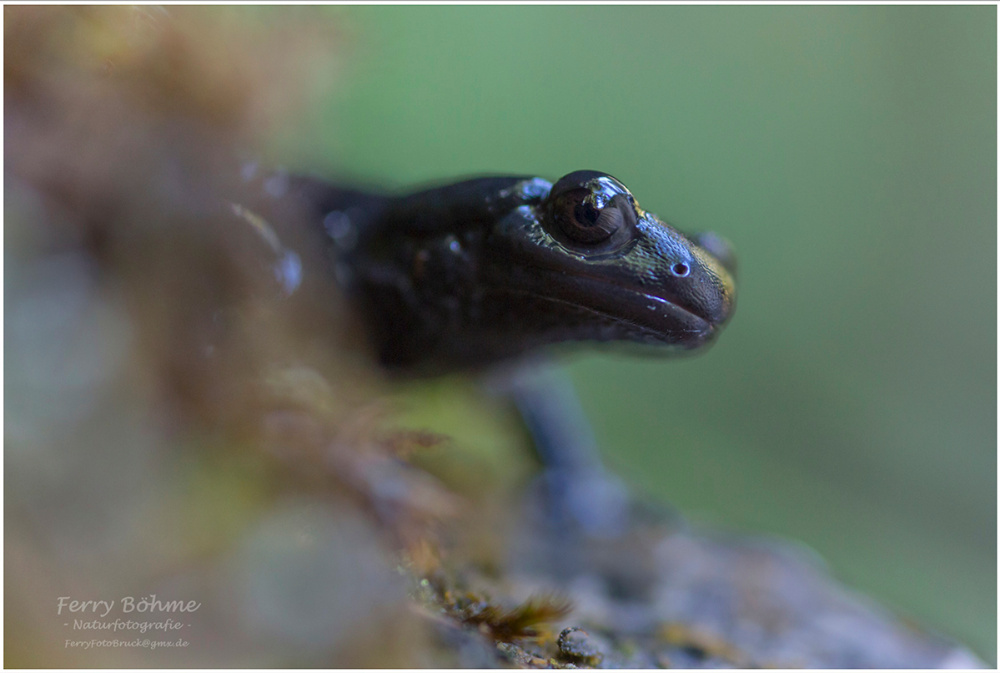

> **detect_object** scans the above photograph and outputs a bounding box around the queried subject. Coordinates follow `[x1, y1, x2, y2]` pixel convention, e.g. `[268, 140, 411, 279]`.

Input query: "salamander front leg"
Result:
[493, 363, 631, 538]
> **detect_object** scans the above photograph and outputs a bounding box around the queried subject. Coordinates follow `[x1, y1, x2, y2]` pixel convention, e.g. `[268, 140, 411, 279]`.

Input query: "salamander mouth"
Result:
[512, 269, 718, 349]
[483, 214, 733, 349]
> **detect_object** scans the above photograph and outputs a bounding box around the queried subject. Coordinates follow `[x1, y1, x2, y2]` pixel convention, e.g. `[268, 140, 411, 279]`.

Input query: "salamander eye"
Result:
[553, 190, 627, 243]
[547, 171, 637, 246]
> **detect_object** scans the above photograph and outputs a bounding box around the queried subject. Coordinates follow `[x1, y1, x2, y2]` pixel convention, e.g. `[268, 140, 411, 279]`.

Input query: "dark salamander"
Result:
[241, 169, 737, 535]
[273, 170, 736, 375]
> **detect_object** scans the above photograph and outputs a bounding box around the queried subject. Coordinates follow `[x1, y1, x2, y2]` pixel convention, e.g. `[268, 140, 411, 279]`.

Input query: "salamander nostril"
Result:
[671, 262, 690, 278]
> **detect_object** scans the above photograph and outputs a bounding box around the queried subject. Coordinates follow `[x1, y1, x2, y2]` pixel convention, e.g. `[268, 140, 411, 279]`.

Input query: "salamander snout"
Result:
[693, 231, 737, 277]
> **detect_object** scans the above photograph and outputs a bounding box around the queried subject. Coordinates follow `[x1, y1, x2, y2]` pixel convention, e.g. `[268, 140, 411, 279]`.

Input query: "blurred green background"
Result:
[273, 6, 996, 661]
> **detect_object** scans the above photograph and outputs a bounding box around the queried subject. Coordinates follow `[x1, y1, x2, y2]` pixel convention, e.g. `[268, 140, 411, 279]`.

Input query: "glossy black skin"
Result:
[285, 171, 736, 375]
